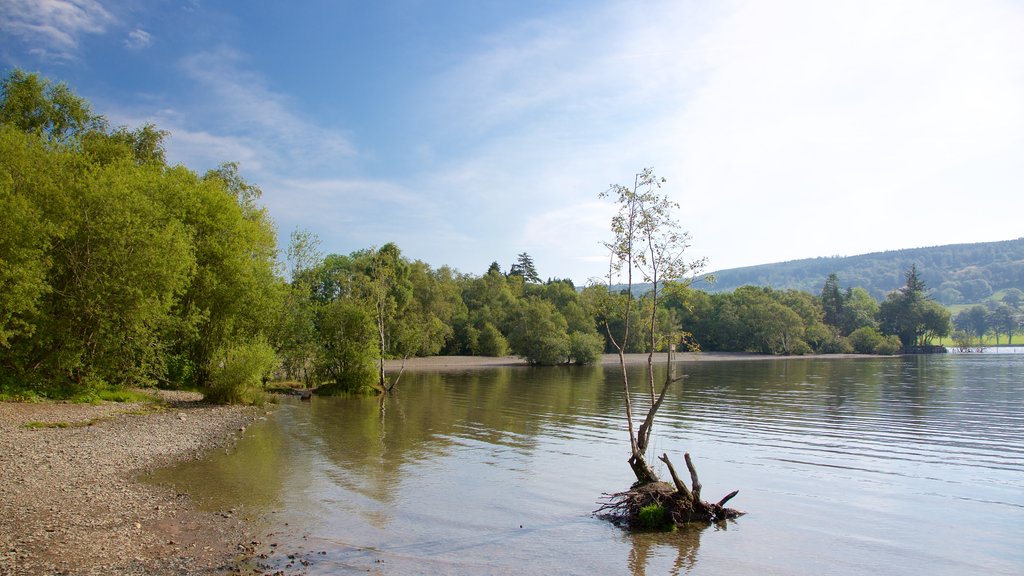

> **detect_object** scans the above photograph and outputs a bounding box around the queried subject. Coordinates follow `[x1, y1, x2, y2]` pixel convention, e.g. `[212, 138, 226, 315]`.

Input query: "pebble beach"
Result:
[0, 391, 267, 575]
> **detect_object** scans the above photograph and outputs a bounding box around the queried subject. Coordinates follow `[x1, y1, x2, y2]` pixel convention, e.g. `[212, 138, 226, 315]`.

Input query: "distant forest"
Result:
[693, 238, 1024, 305]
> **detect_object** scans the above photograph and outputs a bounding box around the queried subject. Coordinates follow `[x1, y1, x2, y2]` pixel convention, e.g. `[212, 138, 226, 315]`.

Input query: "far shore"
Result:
[385, 351, 878, 371]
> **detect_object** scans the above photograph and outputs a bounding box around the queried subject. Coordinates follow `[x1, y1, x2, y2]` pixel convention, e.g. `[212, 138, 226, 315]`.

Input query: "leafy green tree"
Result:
[398, 261, 461, 357]
[0, 69, 284, 400]
[954, 305, 990, 347]
[459, 262, 519, 348]
[477, 322, 509, 357]
[989, 303, 1019, 345]
[1002, 288, 1023, 308]
[568, 331, 605, 365]
[582, 285, 646, 353]
[0, 69, 104, 143]
[879, 265, 950, 348]
[735, 287, 807, 354]
[169, 164, 281, 388]
[842, 287, 880, 334]
[508, 299, 570, 365]
[0, 129, 51, 350]
[361, 243, 413, 391]
[316, 299, 377, 392]
[597, 167, 705, 486]
[848, 326, 901, 355]
[274, 229, 322, 384]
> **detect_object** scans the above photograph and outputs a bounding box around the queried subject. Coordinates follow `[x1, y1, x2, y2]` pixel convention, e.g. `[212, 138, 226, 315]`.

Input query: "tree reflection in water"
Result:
[627, 522, 730, 576]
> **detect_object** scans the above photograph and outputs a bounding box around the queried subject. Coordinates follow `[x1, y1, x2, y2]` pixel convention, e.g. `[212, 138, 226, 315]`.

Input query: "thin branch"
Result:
[684, 453, 702, 503]
[636, 377, 672, 454]
[658, 453, 692, 500]
[716, 490, 739, 508]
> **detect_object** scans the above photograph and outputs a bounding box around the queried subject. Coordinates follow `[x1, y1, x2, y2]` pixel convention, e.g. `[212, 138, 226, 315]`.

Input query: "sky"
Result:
[2, 0, 1022, 285]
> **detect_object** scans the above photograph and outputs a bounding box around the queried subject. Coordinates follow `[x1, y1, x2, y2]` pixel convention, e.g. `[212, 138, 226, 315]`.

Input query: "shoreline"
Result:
[384, 351, 877, 371]
[0, 391, 268, 575]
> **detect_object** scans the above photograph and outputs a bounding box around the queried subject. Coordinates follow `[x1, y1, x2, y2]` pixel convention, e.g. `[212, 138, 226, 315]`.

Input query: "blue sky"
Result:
[2, 0, 1022, 285]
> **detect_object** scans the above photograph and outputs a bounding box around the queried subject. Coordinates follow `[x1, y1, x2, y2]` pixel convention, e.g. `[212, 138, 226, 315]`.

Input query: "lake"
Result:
[149, 354, 1024, 575]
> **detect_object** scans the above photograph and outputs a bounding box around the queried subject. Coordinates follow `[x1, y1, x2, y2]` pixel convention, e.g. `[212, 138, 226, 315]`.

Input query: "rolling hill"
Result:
[691, 238, 1024, 305]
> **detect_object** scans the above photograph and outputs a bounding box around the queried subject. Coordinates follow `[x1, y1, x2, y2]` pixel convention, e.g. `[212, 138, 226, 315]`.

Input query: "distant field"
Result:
[936, 335, 1020, 347]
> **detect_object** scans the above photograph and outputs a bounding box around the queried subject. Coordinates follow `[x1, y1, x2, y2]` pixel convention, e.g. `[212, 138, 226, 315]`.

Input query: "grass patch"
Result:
[24, 420, 71, 429]
[23, 418, 101, 429]
[636, 503, 675, 532]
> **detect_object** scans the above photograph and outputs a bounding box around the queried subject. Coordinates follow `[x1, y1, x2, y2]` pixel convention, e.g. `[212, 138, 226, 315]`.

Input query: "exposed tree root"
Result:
[597, 452, 743, 529]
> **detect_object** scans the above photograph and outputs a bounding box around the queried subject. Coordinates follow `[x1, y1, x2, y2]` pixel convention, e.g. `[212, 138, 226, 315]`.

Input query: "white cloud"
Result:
[413, 0, 1024, 279]
[124, 28, 151, 50]
[0, 0, 114, 61]
[671, 0, 1024, 269]
[177, 47, 357, 174]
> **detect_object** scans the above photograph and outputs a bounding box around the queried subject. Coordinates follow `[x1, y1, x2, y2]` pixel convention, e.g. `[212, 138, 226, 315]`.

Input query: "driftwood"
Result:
[597, 452, 743, 528]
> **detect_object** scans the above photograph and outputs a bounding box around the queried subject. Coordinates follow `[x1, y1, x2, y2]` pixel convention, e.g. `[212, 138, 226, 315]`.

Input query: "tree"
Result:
[0, 128, 51, 350]
[0, 70, 284, 399]
[274, 229, 322, 384]
[508, 298, 570, 365]
[316, 299, 377, 392]
[955, 305, 990, 347]
[169, 164, 281, 389]
[821, 273, 845, 329]
[509, 252, 541, 284]
[594, 168, 738, 527]
[360, 243, 413, 392]
[989, 304, 1019, 345]
[842, 287, 880, 334]
[477, 322, 509, 356]
[0, 69, 104, 143]
[1002, 288, 1023, 309]
[879, 265, 950, 349]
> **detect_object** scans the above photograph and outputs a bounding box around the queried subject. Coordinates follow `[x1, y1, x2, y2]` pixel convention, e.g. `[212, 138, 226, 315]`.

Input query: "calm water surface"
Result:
[149, 355, 1024, 575]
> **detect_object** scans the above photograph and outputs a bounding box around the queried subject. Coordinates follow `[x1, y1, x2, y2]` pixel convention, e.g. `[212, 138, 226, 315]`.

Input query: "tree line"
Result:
[4, 70, 999, 404]
[951, 296, 1022, 349]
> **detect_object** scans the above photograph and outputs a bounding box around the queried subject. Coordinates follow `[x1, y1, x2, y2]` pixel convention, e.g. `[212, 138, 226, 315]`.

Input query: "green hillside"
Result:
[693, 238, 1024, 305]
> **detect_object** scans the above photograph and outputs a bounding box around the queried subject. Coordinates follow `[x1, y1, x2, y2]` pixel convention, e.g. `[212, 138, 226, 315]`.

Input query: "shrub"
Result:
[788, 339, 812, 355]
[849, 326, 883, 354]
[206, 338, 279, 405]
[568, 331, 604, 365]
[477, 322, 509, 357]
[875, 335, 902, 355]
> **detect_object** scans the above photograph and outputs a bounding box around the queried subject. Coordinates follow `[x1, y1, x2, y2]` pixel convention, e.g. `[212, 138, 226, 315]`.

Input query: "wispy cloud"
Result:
[176, 47, 357, 174]
[124, 28, 151, 50]
[413, 0, 1024, 278]
[0, 0, 114, 61]
[411, 1, 714, 278]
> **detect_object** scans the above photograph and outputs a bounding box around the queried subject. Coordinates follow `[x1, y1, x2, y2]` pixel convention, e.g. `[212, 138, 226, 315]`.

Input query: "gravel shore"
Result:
[0, 391, 268, 576]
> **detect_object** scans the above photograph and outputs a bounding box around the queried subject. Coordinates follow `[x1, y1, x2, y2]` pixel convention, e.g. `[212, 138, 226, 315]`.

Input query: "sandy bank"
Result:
[0, 391, 268, 575]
